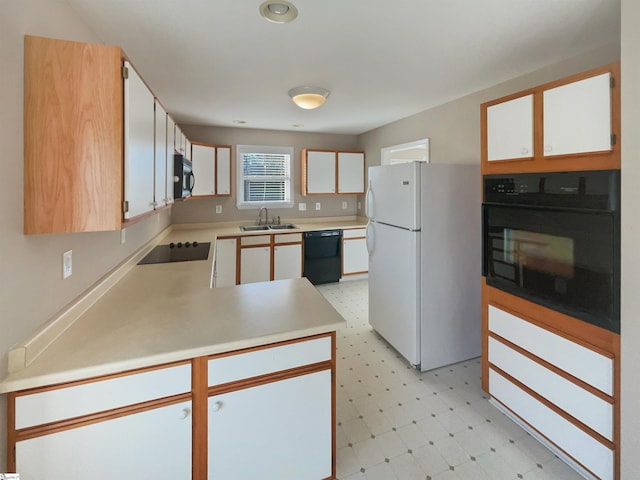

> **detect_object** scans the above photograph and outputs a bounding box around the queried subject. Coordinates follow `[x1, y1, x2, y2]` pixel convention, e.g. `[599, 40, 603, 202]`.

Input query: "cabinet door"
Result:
[486, 94, 534, 161]
[154, 101, 168, 207]
[274, 244, 302, 280]
[216, 146, 232, 196]
[165, 115, 176, 204]
[337, 152, 365, 193]
[240, 247, 271, 284]
[208, 370, 332, 480]
[306, 151, 336, 194]
[215, 238, 237, 287]
[16, 401, 192, 480]
[343, 237, 368, 275]
[543, 72, 612, 157]
[191, 143, 216, 196]
[123, 61, 156, 219]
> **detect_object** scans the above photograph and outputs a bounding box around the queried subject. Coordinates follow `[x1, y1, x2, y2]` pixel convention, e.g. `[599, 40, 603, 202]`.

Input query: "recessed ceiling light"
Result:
[232, 120, 247, 124]
[259, 1, 298, 23]
[292, 124, 304, 128]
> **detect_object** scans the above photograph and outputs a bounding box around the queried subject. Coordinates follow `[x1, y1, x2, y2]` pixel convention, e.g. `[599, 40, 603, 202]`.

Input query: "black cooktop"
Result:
[137, 242, 211, 265]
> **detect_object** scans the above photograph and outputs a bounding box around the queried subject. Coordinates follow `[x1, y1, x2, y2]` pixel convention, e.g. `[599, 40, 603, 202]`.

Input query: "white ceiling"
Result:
[65, 0, 620, 135]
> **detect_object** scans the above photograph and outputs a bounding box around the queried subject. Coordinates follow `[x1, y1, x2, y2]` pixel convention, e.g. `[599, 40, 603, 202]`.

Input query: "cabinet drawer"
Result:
[489, 337, 613, 440]
[343, 228, 366, 239]
[488, 305, 613, 395]
[240, 235, 271, 246]
[274, 233, 302, 244]
[15, 363, 191, 429]
[490, 369, 613, 480]
[208, 336, 331, 386]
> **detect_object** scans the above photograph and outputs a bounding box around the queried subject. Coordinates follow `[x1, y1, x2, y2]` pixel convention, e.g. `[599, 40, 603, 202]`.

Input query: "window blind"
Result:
[240, 152, 290, 203]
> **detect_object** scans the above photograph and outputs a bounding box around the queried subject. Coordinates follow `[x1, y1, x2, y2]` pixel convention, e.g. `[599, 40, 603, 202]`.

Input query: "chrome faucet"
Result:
[258, 207, 269, 225]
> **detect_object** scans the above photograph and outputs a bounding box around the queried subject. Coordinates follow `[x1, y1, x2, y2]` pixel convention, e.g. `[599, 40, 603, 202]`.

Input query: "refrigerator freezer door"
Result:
[367, 221, 420, 366]
[367, 162, 420, 230]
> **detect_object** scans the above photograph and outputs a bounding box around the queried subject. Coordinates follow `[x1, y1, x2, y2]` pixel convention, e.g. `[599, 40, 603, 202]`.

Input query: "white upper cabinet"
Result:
[216, 146, 232, 196]
[486, 94, 534, 161]
[165, 115, 176, 204]
[123, 61, 156, 219]
[305, 150, 336, 194]
[337, 152, 365, 193]
[191, 143, 216, 196]
[154, 101, 168, 207]
[543, 72, 612, 157]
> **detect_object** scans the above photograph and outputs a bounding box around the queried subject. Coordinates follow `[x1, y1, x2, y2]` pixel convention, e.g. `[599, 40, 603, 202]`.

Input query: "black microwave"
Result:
[482, 170, 620, 333]
[174, 154, 194, 199]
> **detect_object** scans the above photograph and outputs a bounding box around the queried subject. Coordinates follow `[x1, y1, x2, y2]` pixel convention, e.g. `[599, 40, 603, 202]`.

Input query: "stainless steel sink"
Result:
[268, 224, 298, 230]
[240, 225, 270, 232]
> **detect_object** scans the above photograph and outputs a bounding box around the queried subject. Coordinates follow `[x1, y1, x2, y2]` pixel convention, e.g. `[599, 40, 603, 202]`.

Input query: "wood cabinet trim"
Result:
[481, 62, 620, 175]
[489, 383, 612, 480]
[14, 392, 191, 442]
[191, 357, 208, 480]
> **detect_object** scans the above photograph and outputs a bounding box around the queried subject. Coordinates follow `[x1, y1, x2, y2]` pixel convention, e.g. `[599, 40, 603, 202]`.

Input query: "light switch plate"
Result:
[215, 205, 222, 214]
[62, 250, 72, 279]
[298, 203, 306, 211]
[315, 202, 321, 210]
[120, 229, 126, 244]
[342, 201, 348, 209]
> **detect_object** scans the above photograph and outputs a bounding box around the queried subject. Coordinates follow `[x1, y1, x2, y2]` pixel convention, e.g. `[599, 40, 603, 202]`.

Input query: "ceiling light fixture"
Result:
[259, 1, 298, 23]
[288, 86, 330, 110]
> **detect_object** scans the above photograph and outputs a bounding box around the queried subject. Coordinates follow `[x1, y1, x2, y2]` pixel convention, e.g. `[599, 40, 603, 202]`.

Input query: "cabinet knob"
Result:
[211, 401, 223, 412]
[544, 145, 552, 153]
[179, 407, 191, 420]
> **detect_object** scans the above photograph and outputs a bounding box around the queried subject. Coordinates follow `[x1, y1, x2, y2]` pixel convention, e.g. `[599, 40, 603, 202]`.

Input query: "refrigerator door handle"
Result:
[365, 181, 374, 220]
[366, 222, 374, 255]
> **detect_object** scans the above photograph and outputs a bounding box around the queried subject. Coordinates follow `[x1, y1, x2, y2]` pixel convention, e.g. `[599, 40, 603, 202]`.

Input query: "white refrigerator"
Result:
[366, 161, 481, 371]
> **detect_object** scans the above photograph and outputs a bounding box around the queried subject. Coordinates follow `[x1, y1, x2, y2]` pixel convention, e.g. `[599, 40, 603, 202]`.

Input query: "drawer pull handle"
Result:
[179, 408, 191, 420]
[211, 401, 223, 412]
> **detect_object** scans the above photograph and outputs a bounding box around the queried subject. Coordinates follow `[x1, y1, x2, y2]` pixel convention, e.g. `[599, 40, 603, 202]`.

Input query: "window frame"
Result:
[235, 144, 294, 209]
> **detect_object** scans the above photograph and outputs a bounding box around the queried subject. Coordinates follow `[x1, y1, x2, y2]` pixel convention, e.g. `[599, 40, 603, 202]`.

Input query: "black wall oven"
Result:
[482, 170, 620, 333]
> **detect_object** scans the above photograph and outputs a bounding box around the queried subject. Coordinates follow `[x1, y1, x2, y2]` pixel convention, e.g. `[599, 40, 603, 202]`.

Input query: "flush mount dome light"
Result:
[259, 1, 298, 23]
[288, 86, 330, 109]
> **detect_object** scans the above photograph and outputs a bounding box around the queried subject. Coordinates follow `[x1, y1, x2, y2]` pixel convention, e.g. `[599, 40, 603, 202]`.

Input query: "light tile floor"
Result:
[317, 279, 583, 480]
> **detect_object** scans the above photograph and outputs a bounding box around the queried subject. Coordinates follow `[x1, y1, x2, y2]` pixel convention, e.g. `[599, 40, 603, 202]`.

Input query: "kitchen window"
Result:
[236, 145, 294, 209]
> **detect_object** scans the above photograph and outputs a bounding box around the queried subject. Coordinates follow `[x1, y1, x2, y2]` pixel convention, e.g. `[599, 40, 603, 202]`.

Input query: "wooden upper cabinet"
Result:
[301, 149, 365, 195]
[24, 35, 123, 234]
[337, 152, 365, 194]
[189, 142, 232, 197]
[486, 94, 534, 162]
[481, 62, 620, 175]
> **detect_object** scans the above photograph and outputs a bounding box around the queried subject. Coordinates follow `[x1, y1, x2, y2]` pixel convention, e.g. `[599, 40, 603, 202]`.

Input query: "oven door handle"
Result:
[481, 204, 489, 277]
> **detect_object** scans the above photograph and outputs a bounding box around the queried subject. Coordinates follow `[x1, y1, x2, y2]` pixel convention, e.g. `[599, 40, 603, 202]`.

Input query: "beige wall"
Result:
[0, 0, 172, 470]
[172, 126, 361, 224]
[357, 42, 619, 168]
[620, 0, 640, 476]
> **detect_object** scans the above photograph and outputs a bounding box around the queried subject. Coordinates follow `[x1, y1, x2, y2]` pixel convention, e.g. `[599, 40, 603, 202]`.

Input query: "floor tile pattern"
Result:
[317, 280, 582, 480]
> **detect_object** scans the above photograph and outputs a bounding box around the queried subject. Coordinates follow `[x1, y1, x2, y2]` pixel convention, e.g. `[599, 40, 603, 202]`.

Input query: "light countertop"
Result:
[0, 217, 367, 393]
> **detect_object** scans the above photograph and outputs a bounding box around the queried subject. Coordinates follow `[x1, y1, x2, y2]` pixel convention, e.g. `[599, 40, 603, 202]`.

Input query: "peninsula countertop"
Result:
[0, 217, 367, 393]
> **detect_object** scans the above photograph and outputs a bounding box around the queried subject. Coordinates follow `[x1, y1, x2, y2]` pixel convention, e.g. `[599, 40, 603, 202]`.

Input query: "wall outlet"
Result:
[120, 229, 126, 245]
[62, 250, 72, 279]
[215, 205, 222, 214]
[315, 202, 321, 211]
[298, 203, 306, 211]
[342, 201, 348, 209]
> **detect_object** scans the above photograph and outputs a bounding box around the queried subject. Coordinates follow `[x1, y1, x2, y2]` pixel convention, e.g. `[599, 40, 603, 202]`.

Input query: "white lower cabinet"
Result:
[16, 400, 192, 480]
[240, 246, 271, 284]
[208, 370, 332, 480]
[342, 228, 368, 275]
[273, 243, 302, 280]
[487, 305, 615, 480]
[214, 238, 237, 287]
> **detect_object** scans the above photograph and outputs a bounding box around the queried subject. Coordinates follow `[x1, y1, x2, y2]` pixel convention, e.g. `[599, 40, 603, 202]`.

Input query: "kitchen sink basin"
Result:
[240, 225, 270, 232]
[268, 224, 298, 230]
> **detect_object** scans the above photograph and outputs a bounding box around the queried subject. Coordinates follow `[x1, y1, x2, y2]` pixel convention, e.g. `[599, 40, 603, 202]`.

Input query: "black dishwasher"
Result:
[303, 230, 343, 285]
